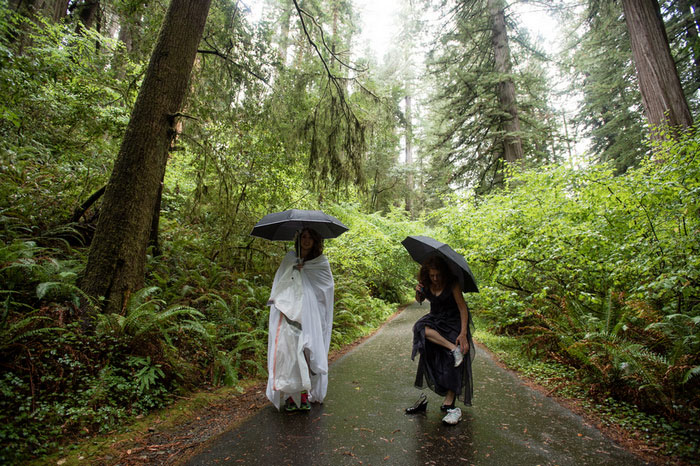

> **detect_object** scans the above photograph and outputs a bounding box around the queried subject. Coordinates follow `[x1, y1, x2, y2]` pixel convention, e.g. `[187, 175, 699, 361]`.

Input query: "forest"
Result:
[0, 0, 698, 464]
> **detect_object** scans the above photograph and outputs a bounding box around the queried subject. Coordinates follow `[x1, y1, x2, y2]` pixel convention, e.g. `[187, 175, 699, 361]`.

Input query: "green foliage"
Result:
[331, 277, 395, 348]
[0, 6, 135, 227]
[95, 286, 205, 346]
[132, 356, 166, 393]
[326, 203, 426, 303]
[433, 130, 700, 432]
[475, 321, 700, 461]
[0, 306, 61, 352]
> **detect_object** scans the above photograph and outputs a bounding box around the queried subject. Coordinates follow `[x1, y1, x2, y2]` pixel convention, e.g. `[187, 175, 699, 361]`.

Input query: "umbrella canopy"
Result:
[250, 209, 348, 241]
[401, 235, 479, 293]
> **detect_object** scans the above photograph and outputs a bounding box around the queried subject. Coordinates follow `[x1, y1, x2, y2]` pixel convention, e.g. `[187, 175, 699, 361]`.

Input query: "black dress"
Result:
[411, 286, 475, 406]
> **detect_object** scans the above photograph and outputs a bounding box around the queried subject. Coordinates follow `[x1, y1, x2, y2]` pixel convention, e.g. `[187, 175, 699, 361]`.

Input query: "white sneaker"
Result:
[442, 407, 462, 425]
[452, 347, 463, 367]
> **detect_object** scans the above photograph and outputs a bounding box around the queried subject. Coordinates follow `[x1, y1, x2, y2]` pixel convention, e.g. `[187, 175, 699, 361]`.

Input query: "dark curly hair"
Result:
[295, 227, 324, 260]
[418, 255, 456, 287]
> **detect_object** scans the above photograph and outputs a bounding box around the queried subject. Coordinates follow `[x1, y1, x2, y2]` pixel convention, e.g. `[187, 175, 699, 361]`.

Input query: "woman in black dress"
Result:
[406, 255, 475, 424]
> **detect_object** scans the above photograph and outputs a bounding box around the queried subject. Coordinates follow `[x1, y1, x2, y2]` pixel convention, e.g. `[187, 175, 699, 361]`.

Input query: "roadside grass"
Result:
[29, 383, 259, 466]
[473, 316, 699, 465]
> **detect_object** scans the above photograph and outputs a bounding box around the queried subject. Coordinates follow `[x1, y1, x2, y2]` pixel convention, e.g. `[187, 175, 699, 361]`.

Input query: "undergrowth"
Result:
[0, 205, 411, 464]
[473, 315, 700, 463]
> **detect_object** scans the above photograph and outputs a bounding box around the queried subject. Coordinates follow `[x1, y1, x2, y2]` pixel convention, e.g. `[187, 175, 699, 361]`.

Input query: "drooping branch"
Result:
[198, 37, 269, 85]
[291, 0, 370, 188]
[292, 0, 367, 78]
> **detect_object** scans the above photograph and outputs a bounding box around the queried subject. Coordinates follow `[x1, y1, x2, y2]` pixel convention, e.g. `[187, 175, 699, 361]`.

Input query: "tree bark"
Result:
[73, 0, 100, 33]
[488, 0, 523, 167]
[404, 94, 414, 214]
[80, 0, 211, 316]
[148, 179, 164, 257]
[278, 4, 292, 67]
[621, 0, 693, 136]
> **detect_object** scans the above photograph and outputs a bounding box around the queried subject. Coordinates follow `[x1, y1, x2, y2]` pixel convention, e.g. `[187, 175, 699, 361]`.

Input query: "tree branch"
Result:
[197, 48, 269, 85]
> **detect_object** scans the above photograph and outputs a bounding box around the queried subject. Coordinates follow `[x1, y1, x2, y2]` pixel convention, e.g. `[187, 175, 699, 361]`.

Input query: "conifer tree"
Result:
[81, 0, 212, 316]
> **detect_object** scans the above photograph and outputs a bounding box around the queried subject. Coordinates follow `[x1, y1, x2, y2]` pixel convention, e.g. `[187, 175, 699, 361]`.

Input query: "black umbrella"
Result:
[250, 209, 348, 241]
[401, 235, 479, 293]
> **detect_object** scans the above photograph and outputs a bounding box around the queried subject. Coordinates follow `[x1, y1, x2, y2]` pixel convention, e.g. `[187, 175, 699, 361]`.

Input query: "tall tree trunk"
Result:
[48, 0, 70, 22]
[80, 0, 212, 316]
[404, 94, 414, 214]
[621, 0, 693, 136]
[73, 0, 100, 33]
[488, 0, 523, 166]
[278, 4, 292, 67]
[148, 179, 164, 257]
[330, 0, 339, 73]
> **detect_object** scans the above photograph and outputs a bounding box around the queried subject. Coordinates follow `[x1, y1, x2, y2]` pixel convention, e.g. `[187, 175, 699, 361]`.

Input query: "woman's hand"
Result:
[415, 283, 425, 302]
[456, 332, 469, 354]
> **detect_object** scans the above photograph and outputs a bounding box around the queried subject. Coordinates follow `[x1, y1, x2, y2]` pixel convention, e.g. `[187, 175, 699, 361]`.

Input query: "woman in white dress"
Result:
[265, 227, 335, 411]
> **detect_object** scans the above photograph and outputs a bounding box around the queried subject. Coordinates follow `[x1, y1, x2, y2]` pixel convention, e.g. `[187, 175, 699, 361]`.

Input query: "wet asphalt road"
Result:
[184, 302, 652, 466]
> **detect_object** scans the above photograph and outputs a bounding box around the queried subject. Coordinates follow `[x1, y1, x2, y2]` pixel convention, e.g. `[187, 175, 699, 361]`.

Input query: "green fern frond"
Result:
[126, 286, 162, 308]
[95, 312, 125, 335]
[36, 281, 92, 302]
[682, 365, 700, 384]
[0, 311, 63, 349]
[154, 305, 204, 323]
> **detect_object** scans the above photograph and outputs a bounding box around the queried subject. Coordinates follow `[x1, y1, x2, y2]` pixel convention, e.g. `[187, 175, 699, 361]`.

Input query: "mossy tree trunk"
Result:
[80, 0, 211, 317]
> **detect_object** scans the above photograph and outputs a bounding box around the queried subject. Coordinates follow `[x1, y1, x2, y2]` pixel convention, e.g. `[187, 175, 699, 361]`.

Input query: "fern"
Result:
[95, 286, 204, 341]
[127, 286, 162, 310]
[646, 313, 700, 363]
[683, 365, 700, 384]
[36, 281, 91, 302]
[132, 357, 165, 392]
[0, 304, 63, 350]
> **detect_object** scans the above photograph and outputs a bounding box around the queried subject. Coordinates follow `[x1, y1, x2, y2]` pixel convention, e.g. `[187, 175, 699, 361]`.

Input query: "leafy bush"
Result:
[326, 203, 426, 303]
[0, 8, 133, 228]
[433, 130, 700, 422]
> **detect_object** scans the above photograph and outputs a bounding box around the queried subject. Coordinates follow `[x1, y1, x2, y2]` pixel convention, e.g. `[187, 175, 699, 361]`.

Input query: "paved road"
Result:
[184, 302, 652, 465]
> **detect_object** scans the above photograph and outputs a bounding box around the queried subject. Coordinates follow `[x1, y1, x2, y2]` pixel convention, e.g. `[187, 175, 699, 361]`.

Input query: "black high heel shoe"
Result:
[405, 393, 428, 414]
